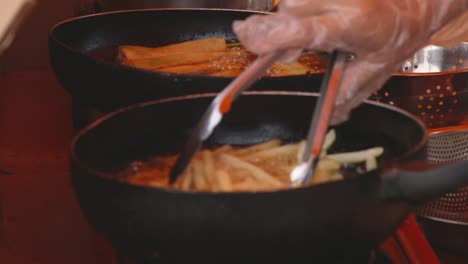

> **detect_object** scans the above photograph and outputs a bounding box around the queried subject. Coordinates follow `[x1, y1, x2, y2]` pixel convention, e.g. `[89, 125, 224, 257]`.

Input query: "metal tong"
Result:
[290, 50, 348, 185]
[169, 51, 285, 183]
[170, 49, 348, 185]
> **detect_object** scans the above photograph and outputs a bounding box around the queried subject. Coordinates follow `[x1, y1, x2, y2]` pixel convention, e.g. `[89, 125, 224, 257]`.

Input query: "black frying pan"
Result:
[48, 9, 324, 113]
[71, 92, 468, 263]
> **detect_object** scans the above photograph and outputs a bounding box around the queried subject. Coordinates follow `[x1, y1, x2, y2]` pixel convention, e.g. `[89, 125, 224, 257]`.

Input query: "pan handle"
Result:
[380, 160, 468, 203]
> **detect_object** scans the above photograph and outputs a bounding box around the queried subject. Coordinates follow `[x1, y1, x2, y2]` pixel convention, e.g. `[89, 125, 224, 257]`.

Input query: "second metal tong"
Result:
[290, 50, 348, 186]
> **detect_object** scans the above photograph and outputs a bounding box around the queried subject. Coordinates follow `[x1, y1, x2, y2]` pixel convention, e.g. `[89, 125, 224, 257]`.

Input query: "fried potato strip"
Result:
[125, 129, 385, 192]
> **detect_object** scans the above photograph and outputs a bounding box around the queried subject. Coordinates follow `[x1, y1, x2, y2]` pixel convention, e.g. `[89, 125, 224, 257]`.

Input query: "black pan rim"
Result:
[70, 91, 428, 196]
[48, 8, 269, 42]
[47, 8, 326, 80]
[48, 10, 468, 77]
[54, 7, 271, 27]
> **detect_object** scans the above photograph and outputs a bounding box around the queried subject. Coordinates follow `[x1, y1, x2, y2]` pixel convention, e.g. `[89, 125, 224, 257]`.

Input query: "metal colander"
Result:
[416, 129, 468, 224]
[387, 43, 468, 224]
[374, 43, 468, 128]
[371, 43, 468, 252]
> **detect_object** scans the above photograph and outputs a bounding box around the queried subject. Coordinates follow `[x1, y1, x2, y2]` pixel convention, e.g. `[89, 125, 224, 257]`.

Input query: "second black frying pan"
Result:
[71, 92, 468, 263]
[48, 9, 325, 113]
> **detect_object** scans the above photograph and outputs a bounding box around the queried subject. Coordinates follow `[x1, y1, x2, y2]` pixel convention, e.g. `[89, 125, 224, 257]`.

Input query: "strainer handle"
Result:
[381, 160, 468, 203]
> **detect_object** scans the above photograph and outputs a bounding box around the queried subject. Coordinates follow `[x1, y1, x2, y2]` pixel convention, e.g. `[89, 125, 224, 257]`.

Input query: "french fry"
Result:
[328, 147, 384, 164]
[125, 127, 387, 192]
[192, 159, 207, 190]
[202, 151, 215, 174]
[245, 142, 302, 165]
[202, 150, 216, 186]
[219, 154, 284, 187]
[227, 168, 251, 184]
[116, 38, 328, 78]
[366, 157, 378, 171]
[215, 169, 233, 192]
[268, 165, 296, 182]
[213, 145, 233, 155]
[321, 129, 336, 156]
[180, 166, 193, 191]
[316, 158, 341, 172]
[310, 158, 343, 185]
[244, 142, 303, 182]
[117, 38, 228, 61]
[120, 51, 227, 70]
[232, 178, 261, 191]
[268, 62, 310, 76]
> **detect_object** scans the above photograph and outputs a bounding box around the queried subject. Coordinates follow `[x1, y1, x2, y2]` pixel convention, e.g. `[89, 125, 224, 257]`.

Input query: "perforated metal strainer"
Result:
[372, 43, 468, 252]
[373, 43, 468, 128]
[417, 129, 468, 224]
[415, 128, 468, 253]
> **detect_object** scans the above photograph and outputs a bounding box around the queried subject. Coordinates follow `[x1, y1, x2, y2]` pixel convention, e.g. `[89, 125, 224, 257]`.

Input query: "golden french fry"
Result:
[121, 51, 227, 70]
[366, 157, 378, 171]
[271, 165, 296, 182]
[202, 150, 215, 175]
[317, 158, 341, 171]
[192, 159, 207, 190]
[213, 145, 233, 155]
[219, 154, 284, 187]
[328, 147, 384, 164]
[268, 62, 310, 76]
[117, 38, 228, 61]
[232, 178, 258, 191]
[181, 167, 193, 191]
[215, 169, 233, 192]
[245, 143, 303, 180]
[245, 142, 302, 161]
[310, 158, 343, 185]
[232, 177, 275, 192]
[202, 150, 216, 186]
[125, 128, 387, 192]
[321, 129, 336, 156]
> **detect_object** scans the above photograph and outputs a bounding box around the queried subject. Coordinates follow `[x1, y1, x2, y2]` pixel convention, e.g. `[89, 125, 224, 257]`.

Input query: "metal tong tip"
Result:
[290, 50, 349, 186]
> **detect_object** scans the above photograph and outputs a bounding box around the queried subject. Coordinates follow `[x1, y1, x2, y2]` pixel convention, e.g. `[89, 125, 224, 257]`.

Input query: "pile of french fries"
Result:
[117, 38, 315, 77]
[127, 130, 384, 192]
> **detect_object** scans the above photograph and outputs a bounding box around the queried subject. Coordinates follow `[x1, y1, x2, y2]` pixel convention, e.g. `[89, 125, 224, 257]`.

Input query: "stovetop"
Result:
[115, 249, 393, 264]
[2, 72, 468, 264]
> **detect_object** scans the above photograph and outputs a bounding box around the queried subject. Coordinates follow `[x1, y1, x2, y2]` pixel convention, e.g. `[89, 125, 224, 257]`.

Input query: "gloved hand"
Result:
[233, 0, 468, 125]
[430, 12, 468, 47]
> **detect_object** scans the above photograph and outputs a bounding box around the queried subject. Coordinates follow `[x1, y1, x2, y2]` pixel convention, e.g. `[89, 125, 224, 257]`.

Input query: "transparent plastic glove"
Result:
[233, 0, 468, 125]
[430, 12, 468, 47]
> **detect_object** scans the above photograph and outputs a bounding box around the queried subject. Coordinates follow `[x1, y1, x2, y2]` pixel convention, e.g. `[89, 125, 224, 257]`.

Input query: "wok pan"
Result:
[71, 91, 468, 263]
[49, 9, 324, 113]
